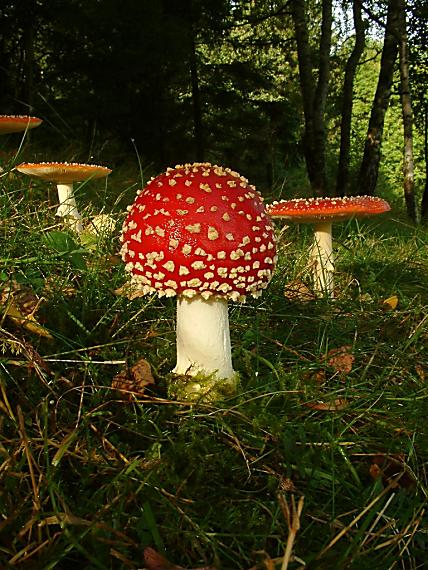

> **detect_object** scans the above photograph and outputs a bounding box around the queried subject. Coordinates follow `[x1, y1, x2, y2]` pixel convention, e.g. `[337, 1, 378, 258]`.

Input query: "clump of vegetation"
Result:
[0, 156, 426, 569]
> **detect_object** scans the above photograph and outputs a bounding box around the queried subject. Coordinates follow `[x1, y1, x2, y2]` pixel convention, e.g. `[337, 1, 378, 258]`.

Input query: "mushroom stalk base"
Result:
[310, 221, 334, 297]
[171, 295, 239, 401]
[56, 183, 83, 233]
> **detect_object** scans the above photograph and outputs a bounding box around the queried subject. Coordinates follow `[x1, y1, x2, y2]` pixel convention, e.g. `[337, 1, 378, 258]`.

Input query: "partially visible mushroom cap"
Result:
[15, 161, 112, 183]
[267, 196, 391, 223]
[121, 162, 277, 302]
[0, 115, 43, 134]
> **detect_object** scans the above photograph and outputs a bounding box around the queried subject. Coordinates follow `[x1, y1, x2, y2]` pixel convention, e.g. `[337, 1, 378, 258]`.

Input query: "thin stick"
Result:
[279, 494, 305, 570]
[17, 406, 41, 514]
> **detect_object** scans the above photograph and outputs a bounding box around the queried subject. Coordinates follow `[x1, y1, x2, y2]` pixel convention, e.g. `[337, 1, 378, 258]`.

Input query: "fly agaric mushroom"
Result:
[267, 196, 390, 297]
[0, 114, 42, 134]
[121, 162, 277, 400]
[16, 161, 112, 233]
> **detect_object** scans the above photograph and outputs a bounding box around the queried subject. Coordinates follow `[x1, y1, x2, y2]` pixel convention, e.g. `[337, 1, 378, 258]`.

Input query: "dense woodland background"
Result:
[1, 0, 427, 219]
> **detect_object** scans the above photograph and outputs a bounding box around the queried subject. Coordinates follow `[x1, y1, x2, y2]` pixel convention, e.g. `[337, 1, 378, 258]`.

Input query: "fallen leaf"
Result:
[43, 276, 77, 297]
[1, 281, 52, 339]
[112, 357, 155, 398]
[382, 295, 399, 311]
[284, 280, 316, 303]
[327, 345, 354, 375]
[114, 281, 147, 300]
[304, 398, 349, 411]
[414, 364, 425, 381]
[369, 454, 416, 489]
[143, 547, 217, 570]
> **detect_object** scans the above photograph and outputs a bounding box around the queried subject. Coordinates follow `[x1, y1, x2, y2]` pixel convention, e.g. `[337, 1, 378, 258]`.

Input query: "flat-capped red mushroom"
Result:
[121, 162, 277, 400]
[267, 196, 390, 297]
[16, 161, 112, 233]
[0, 114, 42, 134]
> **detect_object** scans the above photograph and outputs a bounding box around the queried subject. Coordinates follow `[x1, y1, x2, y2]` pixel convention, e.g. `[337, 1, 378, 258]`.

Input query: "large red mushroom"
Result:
[121, 162, 277, 400]
[267, 196, 391, 297]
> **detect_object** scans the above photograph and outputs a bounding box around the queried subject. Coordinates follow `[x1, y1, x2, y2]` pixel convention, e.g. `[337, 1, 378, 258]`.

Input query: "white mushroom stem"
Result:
[56, 183, 83, 233]
[173, 295, 235, 381]
[310, 221, 334, 297]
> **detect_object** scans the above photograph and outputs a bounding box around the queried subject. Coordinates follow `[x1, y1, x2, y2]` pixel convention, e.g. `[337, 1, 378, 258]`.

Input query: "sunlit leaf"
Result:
[382, 295, 399, 310]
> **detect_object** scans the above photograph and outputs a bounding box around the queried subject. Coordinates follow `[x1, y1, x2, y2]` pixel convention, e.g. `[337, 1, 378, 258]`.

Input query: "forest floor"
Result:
[0, 152, 427, 570]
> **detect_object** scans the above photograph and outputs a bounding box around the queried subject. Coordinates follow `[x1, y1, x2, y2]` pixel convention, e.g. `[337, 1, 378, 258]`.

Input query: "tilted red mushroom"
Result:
[0, 114, 42, 135]
[16, 161, 112, 233]
[267, 196, 391, 297]
[121, 162, 277, 400]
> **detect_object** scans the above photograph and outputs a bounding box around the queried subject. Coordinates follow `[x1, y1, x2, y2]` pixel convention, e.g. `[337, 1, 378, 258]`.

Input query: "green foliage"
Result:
[0, 162, 427, 568]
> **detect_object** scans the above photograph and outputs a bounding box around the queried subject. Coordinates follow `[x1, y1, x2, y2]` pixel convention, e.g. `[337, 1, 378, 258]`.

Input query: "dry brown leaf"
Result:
[414, 364, 425, 381]
[284, 280, 316, 303]
[143, 547, 217, 570]
[43, 276, 77, 297]
[382, 295, 399, 311]
[112, 357, 155, 398]
[1, 282, 52, 339]
[327, 345, 354, 375]
[114, 281, 146, 300]
[369, 454, 416, 489]
[304, 398, 349, 411]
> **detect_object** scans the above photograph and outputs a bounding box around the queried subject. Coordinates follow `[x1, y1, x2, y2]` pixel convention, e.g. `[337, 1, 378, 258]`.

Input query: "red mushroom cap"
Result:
[266, 196, 391, 223]
[0, 115, 42, 134]
[16, 161, 112, 183]
[120, 162, 277, 302]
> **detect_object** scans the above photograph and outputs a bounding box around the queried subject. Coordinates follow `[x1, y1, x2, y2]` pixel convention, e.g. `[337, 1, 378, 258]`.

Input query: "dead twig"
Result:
[278, 494, 305, 570]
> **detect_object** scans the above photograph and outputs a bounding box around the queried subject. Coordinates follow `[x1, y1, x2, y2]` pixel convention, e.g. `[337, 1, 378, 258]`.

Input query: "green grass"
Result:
[0, 152, 427, 570]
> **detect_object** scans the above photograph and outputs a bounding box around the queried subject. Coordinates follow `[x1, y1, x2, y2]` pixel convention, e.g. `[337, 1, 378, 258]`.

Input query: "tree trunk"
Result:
[291, 0, 332, 197]
[290, 0, 316, 187]
[312, 0, 332, 194]
[357, 0, 400, 195]
[290, 0, 332, 196]
[398, 0, 417, 222]
[421, 103, 428, 223]
[336, 0, 365, 196]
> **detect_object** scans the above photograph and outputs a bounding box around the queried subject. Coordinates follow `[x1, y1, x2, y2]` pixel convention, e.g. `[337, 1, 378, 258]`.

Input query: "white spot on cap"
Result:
[186, 223, 201, 233]
[163, 260, 175, 272]
[208, 227, 219, 240]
